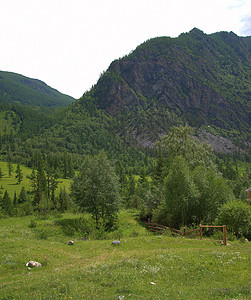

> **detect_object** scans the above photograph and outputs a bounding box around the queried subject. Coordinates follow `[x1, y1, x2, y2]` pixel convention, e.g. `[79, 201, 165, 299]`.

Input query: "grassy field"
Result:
[0, 161, 71, 198]
[0, 211, 250, 299]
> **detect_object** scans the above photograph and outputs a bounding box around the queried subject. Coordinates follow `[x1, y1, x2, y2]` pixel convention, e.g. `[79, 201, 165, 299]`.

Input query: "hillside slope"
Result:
[0, 29, 250, 168]
[0, 71, 75, 106]
[86, 29, 250, 145]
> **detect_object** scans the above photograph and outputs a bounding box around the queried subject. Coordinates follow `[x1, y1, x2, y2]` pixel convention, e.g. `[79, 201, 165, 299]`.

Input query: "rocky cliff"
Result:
[90, 29, 250, 135]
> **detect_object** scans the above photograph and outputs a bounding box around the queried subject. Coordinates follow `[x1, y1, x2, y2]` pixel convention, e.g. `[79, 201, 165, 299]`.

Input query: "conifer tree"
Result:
[18, 187, 27, 204]
[7, 160, 13, 178]
[2, 190, 13, 216]
[58, 187, 68, 212]
[13, 191, 18, 216]
[153, 146, 165, 184]
[0, 168, 5, 179]
[15, 164, 23, 184]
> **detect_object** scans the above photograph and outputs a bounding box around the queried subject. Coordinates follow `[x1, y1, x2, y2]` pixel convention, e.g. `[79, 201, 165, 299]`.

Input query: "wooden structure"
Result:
[145, 222, 227, 245]
[145, 223, 200, 238]
[199, 224, 227, 245]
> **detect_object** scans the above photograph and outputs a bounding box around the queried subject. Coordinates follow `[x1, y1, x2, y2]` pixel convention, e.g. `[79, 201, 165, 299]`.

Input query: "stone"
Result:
[112, 240, 120, 245]
[26, 261, 42, 268]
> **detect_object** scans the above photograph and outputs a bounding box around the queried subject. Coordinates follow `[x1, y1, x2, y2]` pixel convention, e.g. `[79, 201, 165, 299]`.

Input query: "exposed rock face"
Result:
[92, 29, 250, 135]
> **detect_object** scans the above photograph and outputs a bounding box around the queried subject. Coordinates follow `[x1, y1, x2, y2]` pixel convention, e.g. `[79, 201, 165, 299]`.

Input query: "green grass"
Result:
[0, 161, 71, 198]
[0, 211, 250, 299]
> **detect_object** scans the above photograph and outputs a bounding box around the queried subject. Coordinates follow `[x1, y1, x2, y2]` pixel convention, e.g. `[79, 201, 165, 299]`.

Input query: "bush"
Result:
[28, 219, 37, 228]
[215, 200, 251, 239]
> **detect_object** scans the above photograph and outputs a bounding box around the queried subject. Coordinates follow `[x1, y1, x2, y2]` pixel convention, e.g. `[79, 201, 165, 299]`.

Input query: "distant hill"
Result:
[0, 71, 75, 106]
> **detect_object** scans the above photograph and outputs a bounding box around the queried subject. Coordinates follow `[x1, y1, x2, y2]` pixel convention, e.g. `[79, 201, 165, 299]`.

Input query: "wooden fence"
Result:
[145, 223, 200, 238]
[199, 224, 227, 245]
[145, 223, 227, 245]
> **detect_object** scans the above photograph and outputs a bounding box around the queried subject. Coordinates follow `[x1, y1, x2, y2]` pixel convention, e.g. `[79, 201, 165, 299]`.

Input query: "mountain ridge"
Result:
[0, 71, 75, 106]
[91, 29, 250, 130]
[0, 29, 250, 168]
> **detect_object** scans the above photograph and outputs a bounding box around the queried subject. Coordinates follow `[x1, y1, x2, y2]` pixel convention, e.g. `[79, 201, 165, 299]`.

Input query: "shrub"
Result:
[215, 200, 251, 239]
[28, 219, 37, 228]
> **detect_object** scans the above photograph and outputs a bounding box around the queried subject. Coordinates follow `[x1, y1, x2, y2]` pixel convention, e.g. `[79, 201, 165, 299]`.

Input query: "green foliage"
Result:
[216, 200, 251, 238]
[160, 124, 215, 170]
[28, 219, 37, 228]
[0, 71, 75, 106]
[58, 187, 72, 212]
[152, 147, 165, 184]
[1, 190, 13, 216]
[15, 164, 23, 184]
[0, 167, 5, 179]
[7, 160, 13, 177]
[0, 161, 72, 217]
[152, 125, 235, 227]
[162, 156, 199, 227]
[71, 151, 121, 227]
[18, 187, 27, 204]
[193, 166, 235, 223]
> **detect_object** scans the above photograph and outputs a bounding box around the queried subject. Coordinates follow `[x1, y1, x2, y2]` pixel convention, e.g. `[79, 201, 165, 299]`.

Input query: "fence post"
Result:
[223, 225, 227, 245]
[199, 224, 203, 240]
[183, 227, 186, 236]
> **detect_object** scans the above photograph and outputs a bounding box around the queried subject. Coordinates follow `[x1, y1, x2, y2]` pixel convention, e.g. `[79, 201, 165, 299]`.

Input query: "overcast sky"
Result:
[1, 0, 250, 99]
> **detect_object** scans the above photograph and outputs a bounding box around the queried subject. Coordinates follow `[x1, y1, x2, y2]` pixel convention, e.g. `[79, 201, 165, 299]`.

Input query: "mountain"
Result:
[0, 71, 75, 106]
[81, 28, 250, 149]
[0, 29, 250, 170]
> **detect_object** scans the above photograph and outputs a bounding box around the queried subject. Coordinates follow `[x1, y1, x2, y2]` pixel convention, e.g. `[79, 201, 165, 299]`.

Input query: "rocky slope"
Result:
[87, 29, 250, 140]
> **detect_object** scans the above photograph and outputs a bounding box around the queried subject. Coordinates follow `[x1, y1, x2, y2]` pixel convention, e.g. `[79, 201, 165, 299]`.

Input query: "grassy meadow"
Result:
[0, 161, 71, 198]
[0, 210, 250, 299]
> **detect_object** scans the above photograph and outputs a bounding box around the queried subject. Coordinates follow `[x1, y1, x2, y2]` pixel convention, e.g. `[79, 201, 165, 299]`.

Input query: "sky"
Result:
[0, 0, 250, 99]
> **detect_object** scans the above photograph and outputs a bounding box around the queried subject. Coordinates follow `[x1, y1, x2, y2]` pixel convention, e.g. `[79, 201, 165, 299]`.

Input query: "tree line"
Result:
[0, 125, 250, 238]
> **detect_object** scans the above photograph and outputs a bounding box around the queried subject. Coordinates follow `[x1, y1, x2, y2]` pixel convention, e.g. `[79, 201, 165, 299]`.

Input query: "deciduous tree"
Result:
[71, 151, 121, 227]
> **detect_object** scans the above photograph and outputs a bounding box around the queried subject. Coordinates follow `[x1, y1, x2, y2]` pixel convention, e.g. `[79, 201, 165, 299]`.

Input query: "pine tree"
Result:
[13, 192, 18, 216]
[0, 168, 5, 179]
[2, 190, 13, 216]
[45, 167, 58, 209]
[18, 187, 27, 204]
[15, 164, 23, 184]
[33, 160, 47, 208]
[7, 160, 13, 178]
[153, 146, 165, 184]
[58, 187, 68, 212]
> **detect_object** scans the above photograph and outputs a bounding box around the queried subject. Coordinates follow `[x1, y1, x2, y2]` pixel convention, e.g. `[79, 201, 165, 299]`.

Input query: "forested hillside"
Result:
[0, 29, 250, 244]
[0, 30, 250, 169]
[0, 29, 250, 166]
[0, 71, 75, 106]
